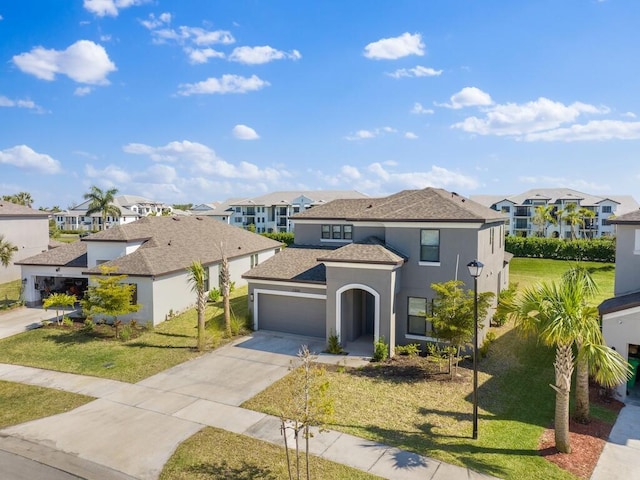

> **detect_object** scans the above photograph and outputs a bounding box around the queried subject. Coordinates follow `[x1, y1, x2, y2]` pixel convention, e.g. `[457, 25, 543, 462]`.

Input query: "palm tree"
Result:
[500, 271, 630, 452]
[578, 208, 596, 239]
[0, 235, 18, 267]
[532, 205, 557, 237]
[562, 203, 583, 240]
[83, 186, 121, 230]
[187, 260, 207, 351]
[220, 247, 232, 337]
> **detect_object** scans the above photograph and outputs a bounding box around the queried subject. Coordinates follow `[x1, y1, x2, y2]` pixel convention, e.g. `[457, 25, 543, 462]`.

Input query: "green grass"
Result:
[509, 258, 614, 305]
[0, 279, 21, 306]
[0, 287, 251, 383]
[161, 426, 383, 480]
[0, 380, 93, 428]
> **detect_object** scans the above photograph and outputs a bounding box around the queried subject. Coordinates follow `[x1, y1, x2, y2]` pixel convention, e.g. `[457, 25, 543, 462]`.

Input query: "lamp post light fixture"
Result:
[467, 259, 484, 440]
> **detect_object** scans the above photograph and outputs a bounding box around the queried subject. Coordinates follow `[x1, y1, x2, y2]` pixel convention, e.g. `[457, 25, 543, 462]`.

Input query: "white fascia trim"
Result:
[418, 261, 441, 267]
[323, 261, 399, 271]
[253, 288, 327, 331]
[246, 279, 327, 290]
[293, 219, 485, 229]
[602, 305, 640, 321]
[320, 239, 352, 244]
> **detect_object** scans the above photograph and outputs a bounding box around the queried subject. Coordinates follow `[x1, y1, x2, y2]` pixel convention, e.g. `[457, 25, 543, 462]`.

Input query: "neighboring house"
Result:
[0, 202, 49, 284]
[55, 195, 174, 231]
[18, 216, 282, 326]
[225, 190, 369, 233]
[472, 188, 639, 239]
[600, 210, 640, 402]
[190, 198, 243, 224]
[243, 187, 510, 356]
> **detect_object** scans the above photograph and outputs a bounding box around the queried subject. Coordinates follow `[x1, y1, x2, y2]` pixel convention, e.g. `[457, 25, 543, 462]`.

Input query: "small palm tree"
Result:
[83, 186, 121, 231]
[187, 261, 207, 351]
[578, 208, 596, 239]
[532, 205, 557, 237]
[3, 192, 33, 208]
[499, 270, 630, 452]
[0, 235, 18, 268]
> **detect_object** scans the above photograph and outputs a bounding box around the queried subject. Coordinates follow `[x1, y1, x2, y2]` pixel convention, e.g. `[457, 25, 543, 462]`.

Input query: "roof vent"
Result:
[367, 204, 373, 208]
[172, 217, 180, 221]
[196, 216, 203, 221]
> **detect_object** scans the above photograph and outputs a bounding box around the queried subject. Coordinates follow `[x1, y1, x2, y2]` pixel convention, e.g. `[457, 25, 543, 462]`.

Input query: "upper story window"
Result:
[420, 229, 440, 263]
[501, 206, 511, 213]
[602, 206, 612, 214]
[235, 206, 241, 213]
[321, 224, 353, 240]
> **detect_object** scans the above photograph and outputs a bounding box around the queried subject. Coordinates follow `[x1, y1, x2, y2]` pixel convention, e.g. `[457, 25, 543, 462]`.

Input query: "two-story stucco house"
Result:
[18, 216, 282, 325]
[243, 187, 511, 356]
[0, 202, 50, 284]
[600, 210, 640, 402]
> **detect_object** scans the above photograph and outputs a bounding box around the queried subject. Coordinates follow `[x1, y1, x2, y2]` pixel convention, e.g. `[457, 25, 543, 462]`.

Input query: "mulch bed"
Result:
[538, 384, 625, 479]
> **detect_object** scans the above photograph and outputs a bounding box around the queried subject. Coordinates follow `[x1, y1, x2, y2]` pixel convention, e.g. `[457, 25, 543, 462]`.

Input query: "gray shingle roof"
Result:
[243, 246, 329, 284]
[317, 237, 405, 265]
[294, 188, 505, 223]
[17, 240, 87, 268]
[607, 209, 640, 224]
[599, 291, 640, 316]
[0, 202, 49, 218]
[18, 216, 282, 277]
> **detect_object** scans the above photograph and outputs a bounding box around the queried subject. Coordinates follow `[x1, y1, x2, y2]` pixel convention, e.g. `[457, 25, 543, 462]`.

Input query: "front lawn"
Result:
[161, 427, 383, 480]
[0, 380, 93, 428]
[0, 279, 22, 308]
[0, 287, 250, 383]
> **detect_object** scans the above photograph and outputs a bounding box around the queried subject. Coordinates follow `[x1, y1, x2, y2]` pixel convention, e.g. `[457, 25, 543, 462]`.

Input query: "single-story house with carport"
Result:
[18, 216, 282, 325]
[243, 187, 511, 356]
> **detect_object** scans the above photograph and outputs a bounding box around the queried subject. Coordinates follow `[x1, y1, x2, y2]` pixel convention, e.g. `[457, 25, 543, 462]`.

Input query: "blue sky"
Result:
[2, 0, 640, 208]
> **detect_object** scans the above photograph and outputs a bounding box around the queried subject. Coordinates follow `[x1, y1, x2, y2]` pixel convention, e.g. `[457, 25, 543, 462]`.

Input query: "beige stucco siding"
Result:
[0, 216, 49, 283]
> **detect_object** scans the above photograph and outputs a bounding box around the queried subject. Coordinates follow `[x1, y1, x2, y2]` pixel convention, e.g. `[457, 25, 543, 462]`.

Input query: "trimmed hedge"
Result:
[260, 231, 295, 246]
[505, 236, 615, 263]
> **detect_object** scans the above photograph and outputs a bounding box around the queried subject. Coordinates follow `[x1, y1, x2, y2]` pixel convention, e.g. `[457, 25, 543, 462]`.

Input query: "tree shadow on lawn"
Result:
[187, 460, 276, 480]
[44, 328, 114, 345]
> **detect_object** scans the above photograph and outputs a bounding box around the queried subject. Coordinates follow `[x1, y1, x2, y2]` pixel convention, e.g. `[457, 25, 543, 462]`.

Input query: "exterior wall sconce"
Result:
[250, 293, 254, 302]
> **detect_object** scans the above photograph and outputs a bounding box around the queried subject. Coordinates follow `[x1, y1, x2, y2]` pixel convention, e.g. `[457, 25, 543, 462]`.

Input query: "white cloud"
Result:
[184, 47, 225, 64]
[622, 111, 637, 119]
[74, 86, 93, 96]
[85, 163, 132, 185]
[411, 102, 434, 115]
[232, 124, 260, 140]
[0, 95, 45, 112]
[364, 32, 425, 60]
[0, 145, 61, 174]
[140, 12, 171, 30]
[83, 0, 148, 17]
[100, 34, 112, 42]
[367, 163, 479, 191]
[122, 140, 285, 181]
[345, 126, 397, 141]
[454, 97, 608, 136]
[13, 40, 116, 85]
[341, 165, 361, 180]
[404, 132, 418, 139]
[387, 65, 442, 79]
[438, 86, 493, 109]
[518, 175, 611, 192]
[229, 46, 301, 64]
[523, 119, 640, 142]
[177, 74, 269, 96]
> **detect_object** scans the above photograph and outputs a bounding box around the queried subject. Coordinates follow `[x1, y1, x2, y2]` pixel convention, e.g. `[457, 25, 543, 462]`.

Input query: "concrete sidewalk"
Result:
[0, 332, 496, 480]
[591, 404, 640, 480]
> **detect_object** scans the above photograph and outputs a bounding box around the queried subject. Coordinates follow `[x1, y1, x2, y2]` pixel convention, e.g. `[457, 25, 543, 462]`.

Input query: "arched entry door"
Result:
[336, 284, 380, 343]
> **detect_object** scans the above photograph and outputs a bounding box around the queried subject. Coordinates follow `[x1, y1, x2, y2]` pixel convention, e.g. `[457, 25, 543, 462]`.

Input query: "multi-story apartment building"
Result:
[55, 195, 174, 231]
[472, 189, 638, 238]
[203, 191, 369, 233]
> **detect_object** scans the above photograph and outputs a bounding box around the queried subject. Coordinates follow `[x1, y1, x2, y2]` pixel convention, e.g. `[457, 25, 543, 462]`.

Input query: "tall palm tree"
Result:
[500, 271, 630, 452]
[0, 235, 18, 267]
[532, 205, 557, 237]
[220, 247, 232, 338]
[83, 186, 121, 230]
[578, 207, 596, 239]
[562, 203, 583, 240]
[187, 260, 207, 352]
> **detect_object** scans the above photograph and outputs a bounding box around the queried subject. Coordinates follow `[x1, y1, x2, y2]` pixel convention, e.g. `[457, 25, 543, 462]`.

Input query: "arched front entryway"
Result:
[335, 284, 380, 348]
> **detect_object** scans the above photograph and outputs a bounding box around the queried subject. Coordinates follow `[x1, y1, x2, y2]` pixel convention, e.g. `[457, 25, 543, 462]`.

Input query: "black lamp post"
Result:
[467, 259, 484, 440]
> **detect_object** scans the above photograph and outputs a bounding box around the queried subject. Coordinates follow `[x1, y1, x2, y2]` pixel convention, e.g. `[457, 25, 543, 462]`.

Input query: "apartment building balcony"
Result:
[277, 219, 287, 227]
[514, 207, 531, 217]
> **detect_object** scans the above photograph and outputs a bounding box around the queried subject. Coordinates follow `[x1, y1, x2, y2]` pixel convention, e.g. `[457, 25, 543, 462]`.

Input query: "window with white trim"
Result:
[420, 229, 440, 262]
[407, 297, 434, 336]
[602, 206, 612, 214]
[321, 224, 353, 240]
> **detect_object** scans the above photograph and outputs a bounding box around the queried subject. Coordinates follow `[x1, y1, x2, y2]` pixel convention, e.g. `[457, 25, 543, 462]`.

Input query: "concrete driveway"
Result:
[0, 332, 331, 480]
[0, 306, 58, 339]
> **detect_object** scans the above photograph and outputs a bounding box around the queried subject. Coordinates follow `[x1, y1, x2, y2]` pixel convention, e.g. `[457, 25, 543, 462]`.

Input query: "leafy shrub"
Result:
[493, 283, 518, 327]
[372, 336, 389, 362]
[260, 232, 294, 246]
[120, 324, 132, 342]
[395, 343, 421, 356]
[62, 316, 73, 327]
[479, 331, 497, 358]
[82, 318, 95, 332]
[326, 332, 344, 354]
[505, 236, 615, 262]
[208, 288, 221, 303]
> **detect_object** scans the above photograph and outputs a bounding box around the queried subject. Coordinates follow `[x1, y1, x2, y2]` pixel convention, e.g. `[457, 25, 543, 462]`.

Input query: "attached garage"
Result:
[255, 290, 326, 338]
